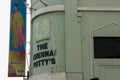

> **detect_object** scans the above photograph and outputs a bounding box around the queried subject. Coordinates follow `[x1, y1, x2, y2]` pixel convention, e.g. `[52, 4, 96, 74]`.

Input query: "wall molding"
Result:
[32, 6, 120, 20]
[78, 7, 120, 11]
[31, 5, 65, 20]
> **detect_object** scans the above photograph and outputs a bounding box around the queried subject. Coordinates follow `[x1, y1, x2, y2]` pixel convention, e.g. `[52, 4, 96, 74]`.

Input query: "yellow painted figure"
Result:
[11, 4, 24, 48]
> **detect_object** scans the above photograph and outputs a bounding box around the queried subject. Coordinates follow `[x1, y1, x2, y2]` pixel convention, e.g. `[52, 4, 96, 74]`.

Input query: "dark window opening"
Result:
[94, 37, 120, 59]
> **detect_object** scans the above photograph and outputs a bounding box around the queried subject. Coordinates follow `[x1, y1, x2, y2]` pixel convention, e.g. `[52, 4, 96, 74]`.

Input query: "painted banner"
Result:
[8, 0, 26, 77]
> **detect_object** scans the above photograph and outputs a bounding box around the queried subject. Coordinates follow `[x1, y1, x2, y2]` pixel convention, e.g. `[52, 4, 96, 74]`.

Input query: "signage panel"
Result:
[8, 0, 26, 77]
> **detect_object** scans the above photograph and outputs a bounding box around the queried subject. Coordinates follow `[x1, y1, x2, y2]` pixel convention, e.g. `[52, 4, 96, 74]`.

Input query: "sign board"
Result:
[35, 20, 50, 42]
[8, 0, 26, 77]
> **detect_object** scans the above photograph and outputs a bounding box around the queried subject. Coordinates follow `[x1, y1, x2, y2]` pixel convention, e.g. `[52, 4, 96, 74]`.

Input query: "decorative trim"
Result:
[32, 5, 65, 20]
[89, 21, 120, 78]
[32, 6, 120, 19]
[90, 21, 120, 33]
[78, 7, 120, 12]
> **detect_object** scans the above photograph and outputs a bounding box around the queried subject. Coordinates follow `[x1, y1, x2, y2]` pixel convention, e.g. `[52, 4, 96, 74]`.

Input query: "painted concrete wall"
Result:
[31, 0, 64, 11]
[80, 11, 120, 80]
[30, 0, 120, 80]
[30, 12, 65, 76]
[65, 0, 83, 80]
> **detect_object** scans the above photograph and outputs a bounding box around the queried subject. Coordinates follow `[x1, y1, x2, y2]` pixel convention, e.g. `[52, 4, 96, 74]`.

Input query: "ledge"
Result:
[31, 5, 65, 20]
[32, 6, 120, 20]
[78, 7, 120, 12]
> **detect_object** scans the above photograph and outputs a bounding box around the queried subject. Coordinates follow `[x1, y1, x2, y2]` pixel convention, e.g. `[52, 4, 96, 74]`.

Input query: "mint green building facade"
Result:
[30, 0, 120, 80]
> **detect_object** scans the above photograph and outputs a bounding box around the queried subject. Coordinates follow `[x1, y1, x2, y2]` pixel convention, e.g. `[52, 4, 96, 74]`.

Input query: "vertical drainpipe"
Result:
[29, 0, 33, 77]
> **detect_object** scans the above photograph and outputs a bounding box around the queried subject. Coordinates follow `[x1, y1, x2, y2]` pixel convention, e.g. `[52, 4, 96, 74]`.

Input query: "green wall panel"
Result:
[31, 12, 65, 76]
[65, 0, 82, 72]
[66, 73, 83, 80]
[80, 11, 120, 80]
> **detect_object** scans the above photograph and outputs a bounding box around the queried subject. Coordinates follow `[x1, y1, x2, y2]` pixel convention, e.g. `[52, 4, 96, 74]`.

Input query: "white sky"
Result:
[0, 0, 31, 80]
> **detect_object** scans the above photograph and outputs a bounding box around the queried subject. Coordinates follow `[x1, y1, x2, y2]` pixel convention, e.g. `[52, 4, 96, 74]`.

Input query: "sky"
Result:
[0, 0, 31, 80]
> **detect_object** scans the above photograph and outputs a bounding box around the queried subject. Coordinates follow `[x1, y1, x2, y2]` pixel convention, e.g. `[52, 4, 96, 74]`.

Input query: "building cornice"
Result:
[78, 7, 120, 12]
[31, 5, 64, 20]
[32, 6, 120, 20]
